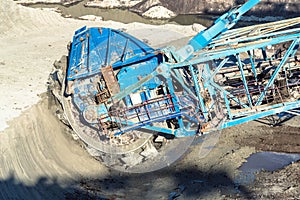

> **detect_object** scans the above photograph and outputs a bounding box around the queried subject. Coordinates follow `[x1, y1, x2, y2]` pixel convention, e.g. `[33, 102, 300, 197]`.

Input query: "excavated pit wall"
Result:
[131, 0, 300, 17]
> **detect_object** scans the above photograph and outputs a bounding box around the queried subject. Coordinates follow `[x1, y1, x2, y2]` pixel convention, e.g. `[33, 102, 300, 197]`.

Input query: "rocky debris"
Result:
[235, 125, 300, 153]
[83, 0, 177, 19]
[168, 184, 186, 200]
[130, 0, 162, 14]
[142, 5, 176, 19]
[248, 161, 300, 199]
[130, 0, 177, 19]
[132, 0, 300, 18]
[18, 0, 300, 20]
[140, 142, 158, 158]
[192, 23, 206, 33]
[84, 0, 143, 8]
[78, 15, 103, 21]
[131, 0, 234, 16]
[120, 152, 144, 167]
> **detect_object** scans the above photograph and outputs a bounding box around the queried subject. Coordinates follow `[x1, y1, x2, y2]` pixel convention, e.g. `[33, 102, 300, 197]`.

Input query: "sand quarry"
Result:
[0, 0, 299, 199]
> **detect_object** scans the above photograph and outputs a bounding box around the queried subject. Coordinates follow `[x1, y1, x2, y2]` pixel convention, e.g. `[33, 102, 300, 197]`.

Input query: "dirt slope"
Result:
[0, 98, 110, 199]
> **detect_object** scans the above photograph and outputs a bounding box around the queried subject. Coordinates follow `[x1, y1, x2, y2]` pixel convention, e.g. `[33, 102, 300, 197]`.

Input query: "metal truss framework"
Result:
[109, 17, 300, 137]
[65, 0, 300, 152]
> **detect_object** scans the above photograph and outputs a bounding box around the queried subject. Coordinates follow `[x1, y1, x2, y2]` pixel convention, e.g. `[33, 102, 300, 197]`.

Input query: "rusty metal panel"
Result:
[101, 66, 120, 96]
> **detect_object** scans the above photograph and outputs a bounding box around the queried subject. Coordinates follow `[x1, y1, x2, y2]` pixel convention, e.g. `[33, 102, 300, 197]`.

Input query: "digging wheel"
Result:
[49, 55, 194, 173]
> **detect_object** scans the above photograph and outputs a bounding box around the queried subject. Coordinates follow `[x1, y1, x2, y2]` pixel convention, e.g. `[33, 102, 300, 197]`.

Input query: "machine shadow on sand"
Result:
[0, 167, 254, 199]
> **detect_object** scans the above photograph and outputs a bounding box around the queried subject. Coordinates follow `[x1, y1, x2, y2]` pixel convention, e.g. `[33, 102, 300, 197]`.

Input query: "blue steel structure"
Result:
[63, 0, 300, 157]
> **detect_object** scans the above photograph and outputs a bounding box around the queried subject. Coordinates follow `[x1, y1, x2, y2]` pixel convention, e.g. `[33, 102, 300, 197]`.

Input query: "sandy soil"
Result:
[0, 0, 299, 199]
[1, 96, 299, 199]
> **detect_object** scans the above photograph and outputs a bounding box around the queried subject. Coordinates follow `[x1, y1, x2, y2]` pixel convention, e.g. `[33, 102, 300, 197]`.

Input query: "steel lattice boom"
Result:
[61, 0, 300, 170]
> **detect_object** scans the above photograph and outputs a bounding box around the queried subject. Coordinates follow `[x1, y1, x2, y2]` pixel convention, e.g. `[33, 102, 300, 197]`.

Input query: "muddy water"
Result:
[28, 1, 171, 25]
[26, 2, 278, 28]
[27, 1, 215, 26]
[236, 152, 300, 185]
[241, 152, 300, 172]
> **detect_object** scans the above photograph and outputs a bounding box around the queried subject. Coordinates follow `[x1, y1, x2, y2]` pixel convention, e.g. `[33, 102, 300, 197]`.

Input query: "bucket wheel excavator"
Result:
[50, 0, 300, 172]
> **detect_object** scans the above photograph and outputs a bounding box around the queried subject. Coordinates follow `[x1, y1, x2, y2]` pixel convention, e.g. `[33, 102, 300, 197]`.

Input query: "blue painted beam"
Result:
[171, 32, 300, 68]
[188, 65, 208, 120]
[247, 50, 258, 82]
[236, 54, 253, 107]
[255, 38, 300, 106]
[175, 0, 261, 61]
[222, 100, 300, 129]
